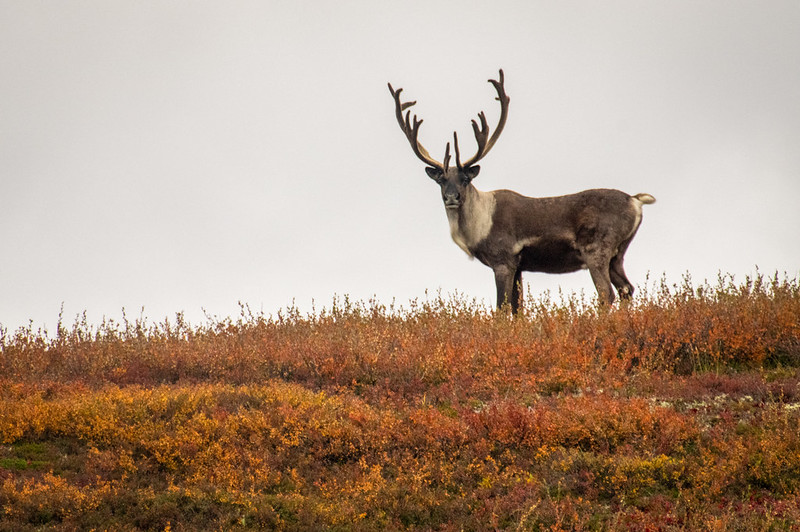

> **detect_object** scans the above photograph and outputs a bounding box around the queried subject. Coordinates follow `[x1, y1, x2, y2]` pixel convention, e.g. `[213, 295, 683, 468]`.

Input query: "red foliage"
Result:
[1, 273, 799, 530]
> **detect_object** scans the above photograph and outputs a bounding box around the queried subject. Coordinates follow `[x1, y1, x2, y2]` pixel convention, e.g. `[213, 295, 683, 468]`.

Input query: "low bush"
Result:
[1, 272, 799, 530]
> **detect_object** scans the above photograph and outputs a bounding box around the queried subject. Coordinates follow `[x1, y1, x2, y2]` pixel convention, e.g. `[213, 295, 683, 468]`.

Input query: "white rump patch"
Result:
[627, 196, 646, 240]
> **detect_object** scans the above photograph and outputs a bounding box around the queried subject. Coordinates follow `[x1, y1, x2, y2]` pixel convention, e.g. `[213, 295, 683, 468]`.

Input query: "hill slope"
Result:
[2, 273, 799, 530]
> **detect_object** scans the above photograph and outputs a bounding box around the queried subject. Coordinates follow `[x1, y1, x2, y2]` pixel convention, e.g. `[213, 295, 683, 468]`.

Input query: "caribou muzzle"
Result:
[443, 191, 461, 209]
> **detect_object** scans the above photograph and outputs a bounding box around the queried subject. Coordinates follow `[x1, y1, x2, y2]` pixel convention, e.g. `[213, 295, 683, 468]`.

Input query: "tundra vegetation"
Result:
[1, 272, 800, 531]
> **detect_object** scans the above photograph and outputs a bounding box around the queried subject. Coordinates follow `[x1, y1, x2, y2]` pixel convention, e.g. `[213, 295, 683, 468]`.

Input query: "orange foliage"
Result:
[0, 273, 799, 530]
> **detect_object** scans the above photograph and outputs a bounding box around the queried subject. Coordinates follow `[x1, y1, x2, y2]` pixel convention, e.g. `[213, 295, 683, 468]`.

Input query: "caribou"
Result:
[388, 69, 655, 313]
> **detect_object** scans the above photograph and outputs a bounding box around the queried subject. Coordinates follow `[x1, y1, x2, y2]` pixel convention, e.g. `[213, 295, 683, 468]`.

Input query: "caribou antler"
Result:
[454, 69, 510, 169]
[389, 69, 509, 172]
[387, 83, 444, 170]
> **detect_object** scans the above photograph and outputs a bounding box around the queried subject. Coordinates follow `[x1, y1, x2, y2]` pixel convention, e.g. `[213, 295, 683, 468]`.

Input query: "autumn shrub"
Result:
[1, 272, 799, 530]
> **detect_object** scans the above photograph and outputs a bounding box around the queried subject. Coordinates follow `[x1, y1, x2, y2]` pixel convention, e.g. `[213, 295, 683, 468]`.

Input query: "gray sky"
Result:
[2, 1, 799, 332]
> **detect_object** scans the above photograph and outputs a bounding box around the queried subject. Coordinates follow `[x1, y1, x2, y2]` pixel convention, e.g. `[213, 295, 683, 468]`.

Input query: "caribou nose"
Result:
[443, 192, 460, 208]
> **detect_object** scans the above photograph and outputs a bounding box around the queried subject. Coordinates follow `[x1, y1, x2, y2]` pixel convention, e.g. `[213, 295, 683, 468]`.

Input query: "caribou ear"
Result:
[463, 165, 480, 181]
[425, 167, 444, 182]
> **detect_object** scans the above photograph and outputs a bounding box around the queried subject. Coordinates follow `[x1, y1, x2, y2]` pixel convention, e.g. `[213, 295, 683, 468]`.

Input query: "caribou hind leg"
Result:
[609, 255, 634, 299]
[609, 236, 636, 299]
[583, 250, 616, 305]
[588, 266, 616, 305]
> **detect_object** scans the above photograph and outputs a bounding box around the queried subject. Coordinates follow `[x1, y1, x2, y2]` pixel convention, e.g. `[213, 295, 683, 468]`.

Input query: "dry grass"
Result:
[1, 272, 799, 530]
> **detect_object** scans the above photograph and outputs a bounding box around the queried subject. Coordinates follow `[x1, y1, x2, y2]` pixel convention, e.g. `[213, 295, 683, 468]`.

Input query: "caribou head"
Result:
[388, 70, 655, 313]
[388, 70, 509, 212]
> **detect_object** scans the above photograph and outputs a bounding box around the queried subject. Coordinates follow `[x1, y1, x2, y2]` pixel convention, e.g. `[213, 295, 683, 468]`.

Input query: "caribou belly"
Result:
[519, 239, 586, 274]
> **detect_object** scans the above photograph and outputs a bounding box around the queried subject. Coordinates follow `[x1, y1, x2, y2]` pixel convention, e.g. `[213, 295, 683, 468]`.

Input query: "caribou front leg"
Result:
[511, 268, 523, 314]
[494, 265, 522, 314]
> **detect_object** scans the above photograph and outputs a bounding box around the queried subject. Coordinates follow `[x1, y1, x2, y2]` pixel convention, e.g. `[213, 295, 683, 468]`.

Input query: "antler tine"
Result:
[453, 131, 461, 170]
[459, 69, 510, 168]
[469, 112, 489, 157]
[443, 142, 451, 173]
[484, 69, 510, 154]
[388, 83, 443, 169]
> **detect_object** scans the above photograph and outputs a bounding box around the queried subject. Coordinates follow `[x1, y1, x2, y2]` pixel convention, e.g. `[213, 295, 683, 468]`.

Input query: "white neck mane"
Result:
[445, 186, 496, 258]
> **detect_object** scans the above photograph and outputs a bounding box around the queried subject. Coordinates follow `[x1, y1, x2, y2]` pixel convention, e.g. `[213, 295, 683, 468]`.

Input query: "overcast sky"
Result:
[2, 1, 799, 332]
